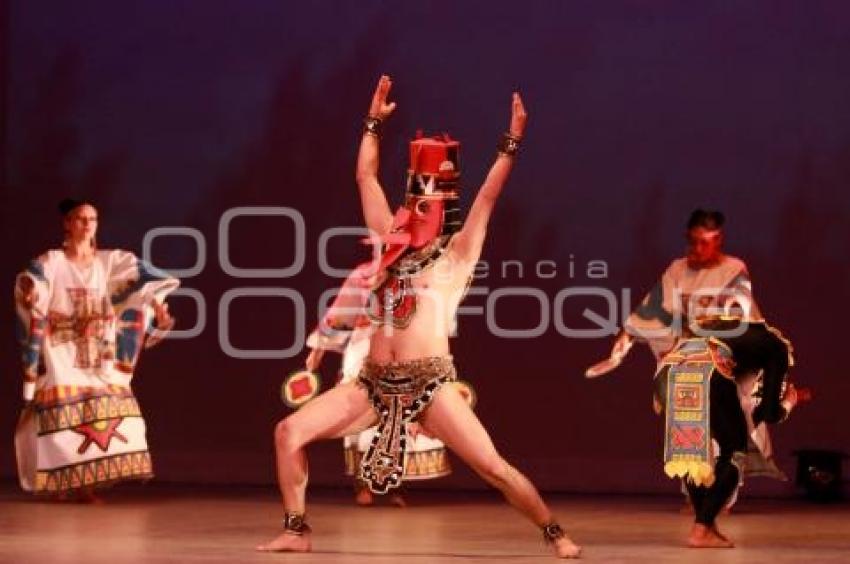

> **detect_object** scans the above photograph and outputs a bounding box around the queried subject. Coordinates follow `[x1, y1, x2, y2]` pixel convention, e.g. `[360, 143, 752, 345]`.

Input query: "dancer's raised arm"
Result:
[452, 92, 526, 261]
[355, 75, 397, 236]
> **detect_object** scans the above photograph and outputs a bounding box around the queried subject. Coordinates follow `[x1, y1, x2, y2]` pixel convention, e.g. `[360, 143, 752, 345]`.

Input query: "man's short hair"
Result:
[687, 209, 725, 231]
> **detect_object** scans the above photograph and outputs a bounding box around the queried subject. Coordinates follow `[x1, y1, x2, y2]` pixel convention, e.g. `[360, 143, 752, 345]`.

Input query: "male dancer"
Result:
[587, 209, 799, 548]
[258, 75, 580, 558]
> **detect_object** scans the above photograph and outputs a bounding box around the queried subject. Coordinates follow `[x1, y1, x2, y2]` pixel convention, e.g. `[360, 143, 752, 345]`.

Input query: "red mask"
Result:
[406, 197, 445, 248]
[686, 227, 723, 268]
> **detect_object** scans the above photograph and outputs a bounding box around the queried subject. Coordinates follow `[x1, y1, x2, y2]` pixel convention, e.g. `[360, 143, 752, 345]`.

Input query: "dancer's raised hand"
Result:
[509, 92, 527, 138]
[368, 74, 397, 120]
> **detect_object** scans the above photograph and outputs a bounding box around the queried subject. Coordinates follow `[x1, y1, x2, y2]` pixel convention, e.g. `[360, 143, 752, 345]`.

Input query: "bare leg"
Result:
[420, 385, 581, 558]
[256, 382, 376, 552]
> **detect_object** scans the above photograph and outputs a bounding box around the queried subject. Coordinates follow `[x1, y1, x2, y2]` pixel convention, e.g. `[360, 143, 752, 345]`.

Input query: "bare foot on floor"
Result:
[52, 490, 103, 504]
[687, 523, 734, 548]
[354, 487, 374, 506]
[389, 493, 407, 508]
[255, 532, 312, 552]
[552, 536, 582, 559]
[711, 524, 732, 544]
[76, 488, 104, 504]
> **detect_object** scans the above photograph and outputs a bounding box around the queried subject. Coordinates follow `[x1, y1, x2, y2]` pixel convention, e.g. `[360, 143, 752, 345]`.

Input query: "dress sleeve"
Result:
[108, 250, 179, 306]
[108, 251, 179, 368]
[14, 253, 53, 378]
[624, 262, 681, 357]
[720, 265, 764, 321]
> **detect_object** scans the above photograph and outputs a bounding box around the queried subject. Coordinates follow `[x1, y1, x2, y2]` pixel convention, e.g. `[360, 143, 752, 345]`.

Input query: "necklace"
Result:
[386, 236, 450, 278]
[368, 236, 451, 328]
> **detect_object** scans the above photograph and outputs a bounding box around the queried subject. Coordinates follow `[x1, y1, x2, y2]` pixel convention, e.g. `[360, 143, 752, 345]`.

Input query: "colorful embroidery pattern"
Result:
[48, 289, 114, 369]
[663, 362, 714, 486]
[73, 418, 129, 454]
[660, 339, 734, 487]
[34, 451, 152, 494]
[115, 308, 146, 373]
[37, 389, 141, 435]
[20, 317, 46, 374]
[35, 384, 132, 407]
[345, 445, 451, 481]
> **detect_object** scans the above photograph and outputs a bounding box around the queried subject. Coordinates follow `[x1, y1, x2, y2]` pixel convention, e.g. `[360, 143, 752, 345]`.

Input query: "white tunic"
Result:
[15, 249, 178, 494]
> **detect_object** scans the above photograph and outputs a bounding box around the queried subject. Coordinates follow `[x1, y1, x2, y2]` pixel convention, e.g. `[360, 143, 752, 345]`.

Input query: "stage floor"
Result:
[1, 485, 848, 563]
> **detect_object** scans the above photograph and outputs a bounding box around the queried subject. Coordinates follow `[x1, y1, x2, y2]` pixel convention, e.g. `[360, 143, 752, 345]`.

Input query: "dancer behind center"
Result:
[258, 75, 581, 558]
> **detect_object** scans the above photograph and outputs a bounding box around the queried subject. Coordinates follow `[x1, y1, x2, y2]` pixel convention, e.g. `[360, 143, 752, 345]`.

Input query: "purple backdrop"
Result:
[2, 1, 849, 494]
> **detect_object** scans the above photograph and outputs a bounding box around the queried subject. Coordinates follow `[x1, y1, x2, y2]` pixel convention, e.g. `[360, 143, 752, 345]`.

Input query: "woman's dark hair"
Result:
[58, 198, 96, 217]
[686, 209, 725, 230]
[59, 198, 98, 249]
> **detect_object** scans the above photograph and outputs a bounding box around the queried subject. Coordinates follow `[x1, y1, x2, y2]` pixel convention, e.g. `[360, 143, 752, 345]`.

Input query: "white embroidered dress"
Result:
[15, 249, 178, 494]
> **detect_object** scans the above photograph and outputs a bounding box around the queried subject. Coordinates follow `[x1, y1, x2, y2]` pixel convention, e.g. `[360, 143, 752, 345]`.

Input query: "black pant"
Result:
[716, 322, 790, 425]
[688, 373, 748, 525]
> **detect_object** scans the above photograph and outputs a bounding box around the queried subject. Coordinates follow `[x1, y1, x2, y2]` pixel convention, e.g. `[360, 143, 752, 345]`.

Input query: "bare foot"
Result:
[389, 493, 407, 508]
[256, 531, 312, 552]
[687, 523, 734, 548]
[552, 536, 582, 559]
[354, 487, 374, 506]
[76, 488, 104, 504]
[711, 524, 733, 544]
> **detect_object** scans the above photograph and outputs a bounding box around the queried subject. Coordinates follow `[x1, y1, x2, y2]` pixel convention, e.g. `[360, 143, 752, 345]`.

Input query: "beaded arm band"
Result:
[363, 116, 383, 138]
[497, 132, 522, 157]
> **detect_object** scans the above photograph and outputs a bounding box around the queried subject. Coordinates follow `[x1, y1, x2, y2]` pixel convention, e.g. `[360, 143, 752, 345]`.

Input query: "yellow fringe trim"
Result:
[664, 460, 715, 487]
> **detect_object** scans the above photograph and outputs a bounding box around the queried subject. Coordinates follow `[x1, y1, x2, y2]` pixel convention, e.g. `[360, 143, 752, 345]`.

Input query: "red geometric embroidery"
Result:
[36, 451, 153, 493]
[48, 288, 114, 369]
[672, 425, 705, 449]
[73, 418, 128, 454]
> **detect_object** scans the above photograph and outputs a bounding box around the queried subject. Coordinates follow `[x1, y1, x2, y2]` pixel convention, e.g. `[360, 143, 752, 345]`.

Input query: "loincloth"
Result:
[659, 338, 735, 487]
[357, 356, 456, 493]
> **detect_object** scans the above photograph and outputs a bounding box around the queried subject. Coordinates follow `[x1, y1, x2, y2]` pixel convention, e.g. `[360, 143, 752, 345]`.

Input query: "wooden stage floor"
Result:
[1, 484, 848, 563]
